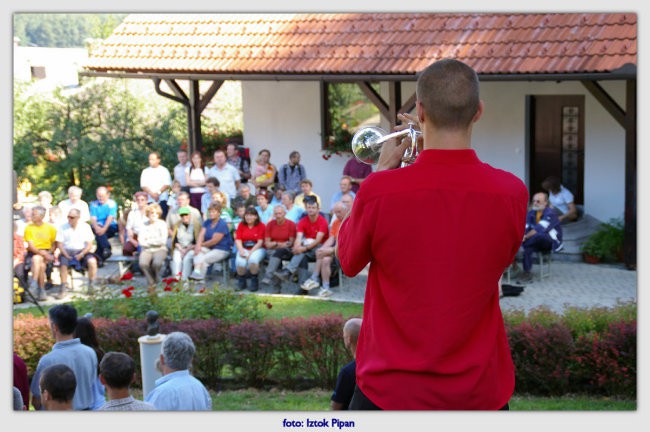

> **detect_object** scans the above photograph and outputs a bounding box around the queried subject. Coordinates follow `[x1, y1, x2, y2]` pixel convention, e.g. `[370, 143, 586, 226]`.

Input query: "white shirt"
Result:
[140, 165, 172, 203]
[174, 162, 191, 187]
[56, 221, 95, 251]
[204, 164, 241, 200]
[126, 208, 147, 235]
[185, 166, 207, 194]
[549, 185, 574, 214]
[58, 199, 91, 223]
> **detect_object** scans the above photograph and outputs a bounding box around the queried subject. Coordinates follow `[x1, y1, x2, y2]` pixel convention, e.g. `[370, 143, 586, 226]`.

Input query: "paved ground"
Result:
[15, 255, 637, 316]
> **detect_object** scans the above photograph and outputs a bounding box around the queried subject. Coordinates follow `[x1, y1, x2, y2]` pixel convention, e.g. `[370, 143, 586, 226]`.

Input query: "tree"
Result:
[14, 14, 127, 47]
[13, 78, 186, 206]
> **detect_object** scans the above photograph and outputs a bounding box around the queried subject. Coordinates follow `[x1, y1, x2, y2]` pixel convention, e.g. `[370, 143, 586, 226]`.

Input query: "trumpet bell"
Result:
[351, 126, 387, 165]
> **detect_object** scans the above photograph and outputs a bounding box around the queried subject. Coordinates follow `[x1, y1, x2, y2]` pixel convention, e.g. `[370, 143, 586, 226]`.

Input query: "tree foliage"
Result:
[13, 78, 186, 206]
[14, 14, 127, 48]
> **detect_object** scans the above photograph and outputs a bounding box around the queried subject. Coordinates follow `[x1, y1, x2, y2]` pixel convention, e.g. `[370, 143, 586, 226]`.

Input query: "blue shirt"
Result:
[145, 370, 211, 411]
[284, 205, 304, 224]
[254, 204, 275, 224]
[30, 338, 98, 410]
[203, 218, 232, 251]
[329, 191, 356, 212]
[89, 199, 118, 228]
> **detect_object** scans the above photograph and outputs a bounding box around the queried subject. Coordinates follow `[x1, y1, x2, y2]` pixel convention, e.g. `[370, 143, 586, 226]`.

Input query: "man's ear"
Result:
[472, 100, 484, 123]
[416, 100, 425, 124]
[99, 374, 107, 386]
[41, 389, 50, 403]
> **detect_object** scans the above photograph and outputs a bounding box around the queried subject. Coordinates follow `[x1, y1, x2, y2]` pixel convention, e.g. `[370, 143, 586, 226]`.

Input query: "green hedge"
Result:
[14, 303, 636, 397]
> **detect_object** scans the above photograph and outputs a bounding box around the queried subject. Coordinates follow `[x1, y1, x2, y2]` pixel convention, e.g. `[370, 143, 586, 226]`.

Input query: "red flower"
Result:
[266, 302, 273, 309]
[126, 286, 135, 291]
[322, 154, 329, 161]
[121, 289, 133, 298]
[120, 272, 134, 281]
[162, 277, 178, 284]
[164, 286, 172, 292]
[198, 288, 206, 293]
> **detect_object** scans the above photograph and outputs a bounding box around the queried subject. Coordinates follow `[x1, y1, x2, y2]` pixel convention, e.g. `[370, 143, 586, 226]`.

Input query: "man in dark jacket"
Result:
[520, 192, 563, 282]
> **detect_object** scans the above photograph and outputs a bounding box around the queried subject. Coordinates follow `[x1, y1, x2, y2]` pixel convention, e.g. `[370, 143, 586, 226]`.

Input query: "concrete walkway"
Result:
[14, 255, 637, 316]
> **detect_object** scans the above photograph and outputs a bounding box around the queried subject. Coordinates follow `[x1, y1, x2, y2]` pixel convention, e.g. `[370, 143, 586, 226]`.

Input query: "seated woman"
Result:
[138, 203, 169, 292]
[541, 176, 579, 223]
[187, 201, 233, 281]
[234, 206, 266, 291]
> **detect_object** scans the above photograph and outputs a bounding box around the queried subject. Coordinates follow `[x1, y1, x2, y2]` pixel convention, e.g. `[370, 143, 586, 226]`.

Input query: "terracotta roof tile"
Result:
[83, 13, 636, 76]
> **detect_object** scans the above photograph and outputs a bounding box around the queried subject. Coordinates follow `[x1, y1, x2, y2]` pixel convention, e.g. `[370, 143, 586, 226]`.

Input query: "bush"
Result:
[508, 321, 574, 395]
[580, 218, 624, 261]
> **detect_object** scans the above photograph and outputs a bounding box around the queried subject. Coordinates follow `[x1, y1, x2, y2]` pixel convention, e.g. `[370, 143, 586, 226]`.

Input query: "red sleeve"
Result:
[288, 221, 297, 238]
[337, 192, 373, 277]
[255, 223, 266, 240]
[296, 218, 306, 233]
[264, 221, 273, 239]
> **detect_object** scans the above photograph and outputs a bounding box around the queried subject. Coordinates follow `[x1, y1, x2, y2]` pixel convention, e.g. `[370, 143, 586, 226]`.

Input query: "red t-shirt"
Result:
[338, 149, 528, 410]
[235, 222, 266, 249]
[265, 219, 297, 243]
[296, 214, 329, 242]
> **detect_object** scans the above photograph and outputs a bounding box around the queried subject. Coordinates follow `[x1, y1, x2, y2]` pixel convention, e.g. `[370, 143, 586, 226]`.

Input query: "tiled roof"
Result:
[83, 13, 637, 77]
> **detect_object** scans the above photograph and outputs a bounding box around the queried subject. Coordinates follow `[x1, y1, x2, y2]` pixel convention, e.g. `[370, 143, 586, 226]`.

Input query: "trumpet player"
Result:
[337, 59, 529, 410]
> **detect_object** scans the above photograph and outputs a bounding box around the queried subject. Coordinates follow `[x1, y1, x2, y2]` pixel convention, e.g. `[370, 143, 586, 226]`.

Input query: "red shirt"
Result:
[265, 219, 297, 243]
[338, 149, 528, 410]
[235, 222, 266, 249]
[296, 214, 329, 242]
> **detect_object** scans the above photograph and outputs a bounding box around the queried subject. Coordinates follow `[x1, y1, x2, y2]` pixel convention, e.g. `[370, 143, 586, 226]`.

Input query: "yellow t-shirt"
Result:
[24, 223, 57, 250]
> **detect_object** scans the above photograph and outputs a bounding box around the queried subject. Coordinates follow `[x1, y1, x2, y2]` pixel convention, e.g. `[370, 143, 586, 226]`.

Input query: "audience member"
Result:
[30, 304, 98, 410]
[270, 183, 286, 206]
[261, 205, 297, 293]
[173, 149, 191, 191]
[171, 206, 202, 280]
[38, 364, 76, 411]
[275, 196, 329, 294]
[167, 191, 202, 239]
[48, 206, 65, 230]
[209, 190, 234, 225]
[24, 205, 57, 301]
[294, 179, 322, 209]
[281, 191, 304, 223]
[99, 352, 156, 411]
[56, 208, 99, 298]
[167, 180, 182, 211]
[200, 177, 220, 215]
[329, 176, 356, 214]
[330, 318, 362, 410]
[254, 190, 274, 224]
[187, 201, 233, 281]
[140, 151, 172, 219]
[519, 192, 563, 283]
[343, 156, 373, 194]
[226, 142, 252, 186]
[74, 316, 106, 410]
[138, 203, 169, 291]
[37, 190, 55, 223]
[144, 332, 212, 410]
[13, 222, 28, 292]
[186, 151, 207, 210]
[251, 148, 277, 192]
[15, 205, 33, 237]
[14, 352, 29, 410]
[13, 386, 25, 411]
[123, 191, 149, 256]
[301, 201, 348, 297]
[277, 150, 306, 194]
[58, 185, 91, 223]
[231, 183, 257, 211]
[89, 186, 119, 260]
[205, 148, 241, 202]
[234, 206, 266, 291]
[541, 175, 579, 223]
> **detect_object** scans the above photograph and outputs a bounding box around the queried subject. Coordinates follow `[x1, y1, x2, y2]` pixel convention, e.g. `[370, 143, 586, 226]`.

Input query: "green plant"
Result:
[580, 218, 624, 261]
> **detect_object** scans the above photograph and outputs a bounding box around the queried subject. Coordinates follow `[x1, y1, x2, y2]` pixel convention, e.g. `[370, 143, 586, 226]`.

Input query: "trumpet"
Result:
[351, 123, 422, 167]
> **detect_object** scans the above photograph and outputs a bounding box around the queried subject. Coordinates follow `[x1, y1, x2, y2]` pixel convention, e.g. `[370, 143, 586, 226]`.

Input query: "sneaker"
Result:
[319, 288, 333, 298]
[274, 269, 293, 282]
[301, 278, 320, 291]
[189, 270, 204, 281]
[36, 289, 48, 302]
[554, 242, 564, 252]
[292, 287, 308, 296]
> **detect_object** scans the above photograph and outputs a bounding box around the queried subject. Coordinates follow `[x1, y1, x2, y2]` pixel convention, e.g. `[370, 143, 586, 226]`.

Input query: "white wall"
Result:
[242, 79, 628, 222]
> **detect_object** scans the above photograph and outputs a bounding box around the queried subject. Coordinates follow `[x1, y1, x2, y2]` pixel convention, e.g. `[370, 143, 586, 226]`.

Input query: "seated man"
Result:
[274, 195, 329, 295]
[230, 183, 256, 211]
[294, 179, 322, 209]
[301, 201, 349, 297]
[56, 208, 99, 298]
[99, 352, 156, 411]
[261, 205, 297, 293]
[167, 191, 202, 240]
[144, 332, 212, 410]
[519, 192, 563, 283]
[39, 364, 76, 411]
[89, 186, 118, 259]
[330, 318, 362, 411]
[281, 190, 304, 223]
[24, 206, 57, 301]
[170, 207, 202, 281]
[329, 176, 356, 215]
